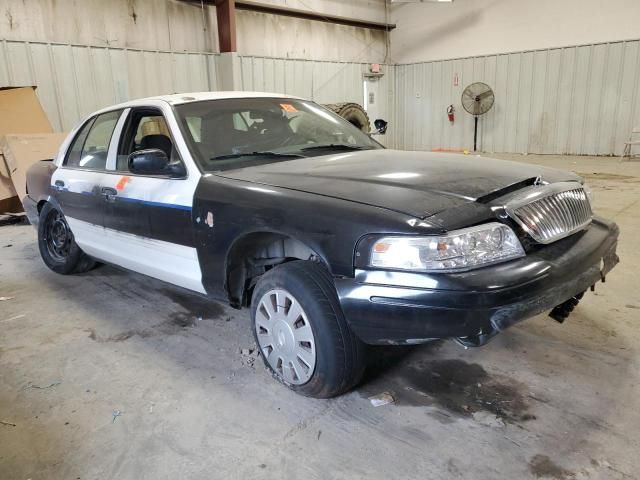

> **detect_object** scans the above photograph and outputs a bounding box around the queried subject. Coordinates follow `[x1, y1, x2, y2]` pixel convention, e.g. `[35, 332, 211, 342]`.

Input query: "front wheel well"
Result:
[225, 232, 324, 308]
[37, 200, 48, 213]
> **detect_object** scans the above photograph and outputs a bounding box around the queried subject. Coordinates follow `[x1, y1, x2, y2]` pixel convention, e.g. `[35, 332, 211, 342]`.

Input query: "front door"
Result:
[97, 107, 205, 293]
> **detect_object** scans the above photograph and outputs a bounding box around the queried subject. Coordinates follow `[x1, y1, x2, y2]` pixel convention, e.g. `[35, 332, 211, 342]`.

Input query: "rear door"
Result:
[51, 109, 124, 250]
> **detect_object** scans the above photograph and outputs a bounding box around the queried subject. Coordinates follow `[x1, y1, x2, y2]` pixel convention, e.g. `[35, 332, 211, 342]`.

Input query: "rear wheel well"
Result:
[225, 233, 323, 308]
[37, 200, 48, 213]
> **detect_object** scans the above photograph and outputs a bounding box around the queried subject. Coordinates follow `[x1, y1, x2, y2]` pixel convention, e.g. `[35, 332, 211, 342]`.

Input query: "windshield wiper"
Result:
[300, 144, 369, 152]
[210, 151, 304, 161]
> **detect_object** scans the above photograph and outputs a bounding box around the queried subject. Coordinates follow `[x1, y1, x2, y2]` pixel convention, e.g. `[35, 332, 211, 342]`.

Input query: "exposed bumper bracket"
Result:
[455, 330, 500, 348]
[549, 292, 584, 323]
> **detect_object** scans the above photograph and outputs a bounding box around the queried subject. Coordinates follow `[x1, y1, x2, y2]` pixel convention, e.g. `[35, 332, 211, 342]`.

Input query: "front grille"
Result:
[506, 184, 592, 244]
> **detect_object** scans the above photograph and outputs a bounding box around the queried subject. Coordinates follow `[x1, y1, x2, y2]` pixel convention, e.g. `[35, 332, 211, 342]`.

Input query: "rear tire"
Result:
[38, 203, 96, 274]
[251, 260, 365, 398]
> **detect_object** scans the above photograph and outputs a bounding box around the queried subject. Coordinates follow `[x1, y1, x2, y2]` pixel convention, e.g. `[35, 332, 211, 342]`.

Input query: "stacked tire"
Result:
[323, 103, 370, 133]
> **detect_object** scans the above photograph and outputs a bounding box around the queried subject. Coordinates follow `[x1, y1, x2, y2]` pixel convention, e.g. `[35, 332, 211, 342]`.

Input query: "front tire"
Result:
[38, 203, 96, 274]
[251, 260, 365, 398]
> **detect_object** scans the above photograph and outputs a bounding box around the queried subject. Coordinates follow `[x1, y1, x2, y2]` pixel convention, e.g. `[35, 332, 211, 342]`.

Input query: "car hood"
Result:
[214, 149, 581, 218]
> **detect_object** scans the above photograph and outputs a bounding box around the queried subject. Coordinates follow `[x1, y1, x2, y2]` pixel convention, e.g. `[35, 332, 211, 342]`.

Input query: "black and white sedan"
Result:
[24, 92, 619, 398]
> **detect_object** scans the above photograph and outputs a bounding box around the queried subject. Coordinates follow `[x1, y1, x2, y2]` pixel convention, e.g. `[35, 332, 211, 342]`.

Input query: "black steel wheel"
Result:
[37, 203, 96, 274]
[43, 209, 72, 262]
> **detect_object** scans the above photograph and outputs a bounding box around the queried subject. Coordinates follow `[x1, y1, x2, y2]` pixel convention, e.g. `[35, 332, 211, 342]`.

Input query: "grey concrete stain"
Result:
[361, 356, 534, 423]
[87, 327, 153, 343]
[159, 287, 226, 321]
[529, 454, 575, 479]
[167, 311, 198, 328]
[86, 312, 208, 342]
[575, 172, 638, 182]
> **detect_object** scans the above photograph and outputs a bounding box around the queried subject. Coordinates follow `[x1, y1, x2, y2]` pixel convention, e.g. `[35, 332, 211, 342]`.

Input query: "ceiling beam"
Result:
[181, 0, 395, 32]
[235, 1, 396, 31]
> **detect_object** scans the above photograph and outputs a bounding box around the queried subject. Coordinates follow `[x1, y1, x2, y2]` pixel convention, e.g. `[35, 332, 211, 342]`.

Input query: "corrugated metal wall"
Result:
[0, 40, 394, 140]
[0, 39, 220, 132]
[13, 37, 638, 157]
[237, 56, 365, 104]
[394, 39, 640, 156]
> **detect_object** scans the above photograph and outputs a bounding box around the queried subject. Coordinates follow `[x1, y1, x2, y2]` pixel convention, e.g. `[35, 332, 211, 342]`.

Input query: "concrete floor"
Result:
[1, 154, 639, 480]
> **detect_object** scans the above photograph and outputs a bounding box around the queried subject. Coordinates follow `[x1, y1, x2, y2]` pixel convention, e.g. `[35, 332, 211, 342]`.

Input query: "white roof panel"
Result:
[116, 91, 302, 109]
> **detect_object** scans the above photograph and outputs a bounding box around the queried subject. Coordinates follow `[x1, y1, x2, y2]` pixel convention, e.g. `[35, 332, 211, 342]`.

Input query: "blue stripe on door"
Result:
[115, 196, 192, 211]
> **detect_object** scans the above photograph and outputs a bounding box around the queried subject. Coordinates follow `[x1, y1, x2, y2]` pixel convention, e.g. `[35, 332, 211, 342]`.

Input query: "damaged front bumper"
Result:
[335, 217, 619, 346]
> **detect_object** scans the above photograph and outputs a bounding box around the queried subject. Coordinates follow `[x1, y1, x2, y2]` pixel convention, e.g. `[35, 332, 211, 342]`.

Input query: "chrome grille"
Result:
[506, 183, 593, 244]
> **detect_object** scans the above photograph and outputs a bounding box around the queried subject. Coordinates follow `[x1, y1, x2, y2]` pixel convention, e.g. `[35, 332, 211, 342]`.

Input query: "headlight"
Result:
[369, 223, 524, 272]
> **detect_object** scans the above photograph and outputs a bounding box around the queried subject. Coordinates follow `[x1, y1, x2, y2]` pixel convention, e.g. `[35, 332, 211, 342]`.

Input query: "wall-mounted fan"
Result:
[461, 82, 495, 151]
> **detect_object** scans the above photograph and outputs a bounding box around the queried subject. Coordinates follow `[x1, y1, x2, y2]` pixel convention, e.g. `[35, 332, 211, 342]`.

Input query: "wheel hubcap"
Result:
[255, 289, 316, 385]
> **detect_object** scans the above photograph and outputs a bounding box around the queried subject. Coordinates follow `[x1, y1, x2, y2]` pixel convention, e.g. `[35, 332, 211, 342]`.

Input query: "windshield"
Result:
[174, 98, 382, 171]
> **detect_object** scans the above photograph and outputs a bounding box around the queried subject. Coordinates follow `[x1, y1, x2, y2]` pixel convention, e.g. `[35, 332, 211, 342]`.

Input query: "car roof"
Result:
[107, 91, 304, 110]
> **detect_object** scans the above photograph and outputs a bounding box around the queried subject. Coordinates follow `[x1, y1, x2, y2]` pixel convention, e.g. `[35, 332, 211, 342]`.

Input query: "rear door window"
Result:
[65, 110, 122, 170]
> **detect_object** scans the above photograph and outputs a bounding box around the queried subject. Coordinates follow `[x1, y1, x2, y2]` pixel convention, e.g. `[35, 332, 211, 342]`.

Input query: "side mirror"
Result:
[128, 149, 185, 177]
[373, 119, 388, 135]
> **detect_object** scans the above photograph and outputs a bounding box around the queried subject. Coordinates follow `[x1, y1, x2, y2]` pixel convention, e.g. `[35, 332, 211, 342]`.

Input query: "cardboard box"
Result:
[0, 86, 59, 212]
[0, 87, 53, 137]
[1, 133, 68, 202]
[0, 195, 22, 213]
[0, 174, 16, 200]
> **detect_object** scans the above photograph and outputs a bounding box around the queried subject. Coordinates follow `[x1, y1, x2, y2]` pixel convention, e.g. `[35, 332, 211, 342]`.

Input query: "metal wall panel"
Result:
[236, 55, 366, 104]
[393, 40, 640, 155]
[0, 40, 220, 132]
[0, 41, 392, 139]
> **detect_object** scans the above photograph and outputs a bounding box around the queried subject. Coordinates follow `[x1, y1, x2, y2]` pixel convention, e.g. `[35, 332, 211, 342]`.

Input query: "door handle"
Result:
[101, 187, 118, 196]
